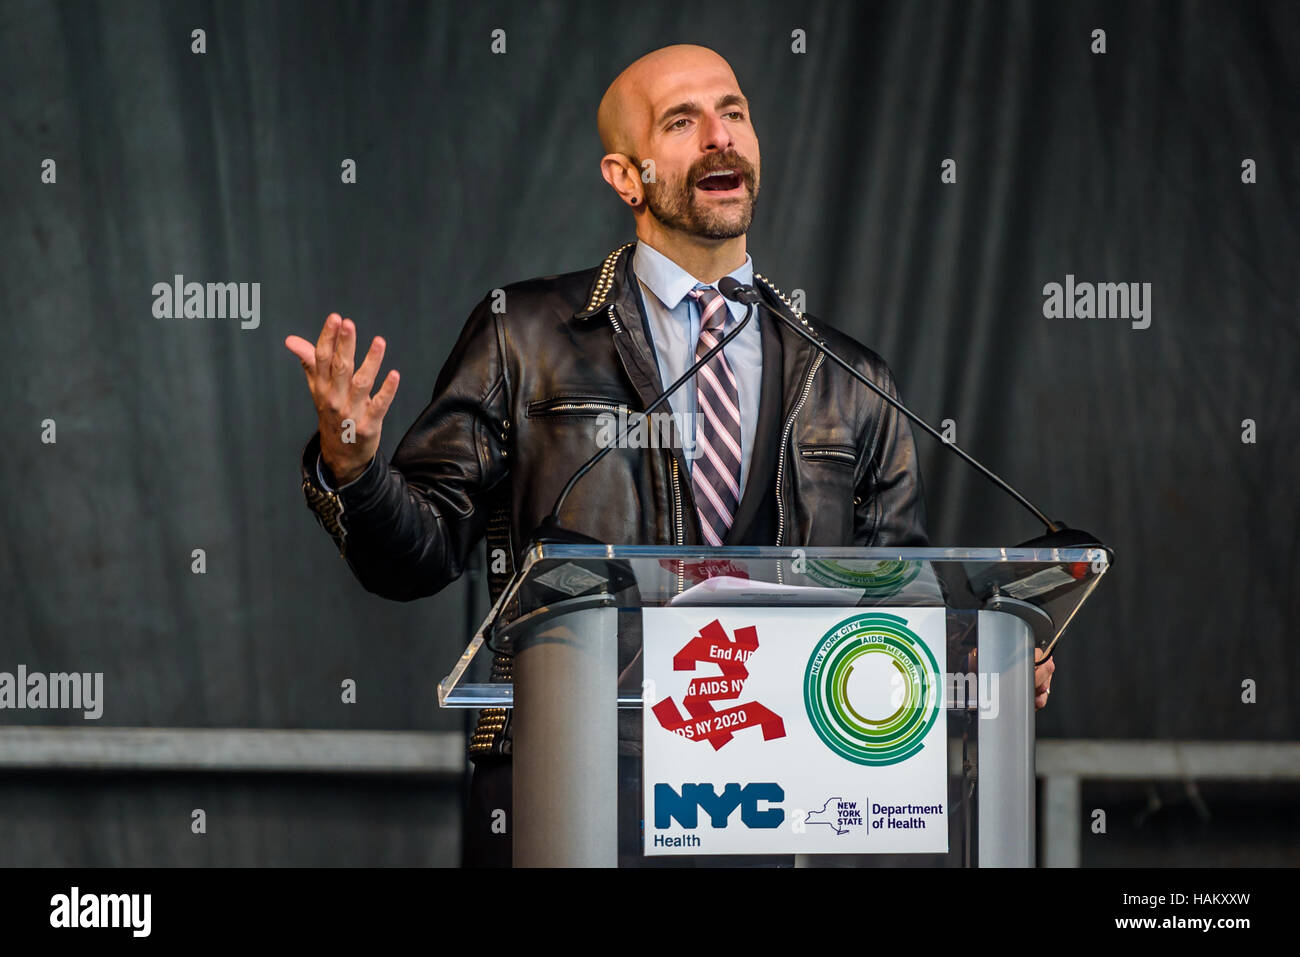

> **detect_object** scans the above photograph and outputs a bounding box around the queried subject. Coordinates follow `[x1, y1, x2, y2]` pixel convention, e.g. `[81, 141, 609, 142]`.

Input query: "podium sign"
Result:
[437, 544, 1112, 867]
[642, 606, 949, 856]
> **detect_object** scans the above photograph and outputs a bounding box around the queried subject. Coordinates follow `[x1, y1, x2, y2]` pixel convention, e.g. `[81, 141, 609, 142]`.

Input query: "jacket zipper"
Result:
[670, 455, 685, 594]
[800, 446, 857, 464]
[775, 351, 825, 552]
[528, 399, 626, 416]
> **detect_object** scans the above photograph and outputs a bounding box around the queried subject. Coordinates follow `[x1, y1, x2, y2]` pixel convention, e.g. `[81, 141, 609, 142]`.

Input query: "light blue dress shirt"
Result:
[632, 240, 762, 496]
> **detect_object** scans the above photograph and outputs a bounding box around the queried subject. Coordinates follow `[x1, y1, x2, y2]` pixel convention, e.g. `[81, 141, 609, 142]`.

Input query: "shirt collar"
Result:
[633, 240, 755, 322]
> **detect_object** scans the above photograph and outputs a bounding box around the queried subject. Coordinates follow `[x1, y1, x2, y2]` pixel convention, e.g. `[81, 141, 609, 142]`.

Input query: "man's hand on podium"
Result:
[285, 313, 401, 486]
[1034, 648, 1056, 711]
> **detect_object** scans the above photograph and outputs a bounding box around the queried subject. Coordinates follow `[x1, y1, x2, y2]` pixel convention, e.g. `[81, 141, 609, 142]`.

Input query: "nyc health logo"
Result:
[804, 612, 940, 766]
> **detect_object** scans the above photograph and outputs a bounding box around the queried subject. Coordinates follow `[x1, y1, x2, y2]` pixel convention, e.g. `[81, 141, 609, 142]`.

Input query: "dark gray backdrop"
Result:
[2, 0, 1296, 865]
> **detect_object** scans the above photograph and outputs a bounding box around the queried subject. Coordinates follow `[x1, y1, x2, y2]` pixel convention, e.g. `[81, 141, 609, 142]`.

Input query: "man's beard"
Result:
[640, 152, 759, 240]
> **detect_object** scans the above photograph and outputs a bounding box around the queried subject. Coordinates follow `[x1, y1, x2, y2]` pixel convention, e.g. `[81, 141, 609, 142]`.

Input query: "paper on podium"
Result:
[667, 574, 865, 606]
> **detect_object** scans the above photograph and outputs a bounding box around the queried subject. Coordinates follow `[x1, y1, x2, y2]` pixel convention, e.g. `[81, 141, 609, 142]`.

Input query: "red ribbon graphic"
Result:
[652, 619, 786, 750]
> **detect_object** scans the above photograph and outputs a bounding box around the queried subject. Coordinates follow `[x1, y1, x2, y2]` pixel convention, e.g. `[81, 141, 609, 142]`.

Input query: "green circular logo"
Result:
[803, 559, 922, 599]
[804, 612, 940, 766]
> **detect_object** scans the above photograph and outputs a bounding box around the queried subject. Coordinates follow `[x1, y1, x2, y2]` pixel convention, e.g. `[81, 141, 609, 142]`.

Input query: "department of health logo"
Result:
[804, 612, 940, 766]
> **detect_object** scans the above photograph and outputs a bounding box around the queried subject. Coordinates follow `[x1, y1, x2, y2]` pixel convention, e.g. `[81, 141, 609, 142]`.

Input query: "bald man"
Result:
[286, 45, 1047, 866]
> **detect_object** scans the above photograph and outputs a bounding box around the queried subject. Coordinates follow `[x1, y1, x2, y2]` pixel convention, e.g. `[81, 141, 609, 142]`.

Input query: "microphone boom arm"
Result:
[717, 277, 1068, 537]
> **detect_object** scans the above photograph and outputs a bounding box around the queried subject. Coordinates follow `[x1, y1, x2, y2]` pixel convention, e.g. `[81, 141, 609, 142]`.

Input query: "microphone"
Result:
[530, 299, 756, 545]
[716, 277, 1109, 555]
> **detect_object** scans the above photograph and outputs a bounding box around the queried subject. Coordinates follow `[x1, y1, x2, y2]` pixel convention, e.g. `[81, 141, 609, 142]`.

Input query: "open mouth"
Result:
[695, 169, 745, 192]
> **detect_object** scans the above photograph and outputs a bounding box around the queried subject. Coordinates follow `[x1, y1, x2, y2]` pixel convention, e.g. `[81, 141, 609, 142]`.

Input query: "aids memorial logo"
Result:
[803, 558, 921, 599]
[804, 612, 940, 766]
[651, 618, 786, 749]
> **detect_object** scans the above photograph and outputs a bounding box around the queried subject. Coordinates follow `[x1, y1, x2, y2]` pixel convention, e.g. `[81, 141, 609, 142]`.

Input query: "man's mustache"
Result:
[688, 153, 757, 187]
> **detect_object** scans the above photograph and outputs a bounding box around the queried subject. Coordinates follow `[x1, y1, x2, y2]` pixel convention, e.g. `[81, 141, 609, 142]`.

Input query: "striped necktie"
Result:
[687, 284, 743, 546]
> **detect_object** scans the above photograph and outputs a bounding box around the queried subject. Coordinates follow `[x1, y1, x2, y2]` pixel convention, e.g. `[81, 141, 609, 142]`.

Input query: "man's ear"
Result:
[600, 154, 642, 207]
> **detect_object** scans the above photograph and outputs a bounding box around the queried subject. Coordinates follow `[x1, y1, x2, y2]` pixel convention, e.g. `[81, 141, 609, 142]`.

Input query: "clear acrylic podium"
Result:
[439, 545, 1110, 867]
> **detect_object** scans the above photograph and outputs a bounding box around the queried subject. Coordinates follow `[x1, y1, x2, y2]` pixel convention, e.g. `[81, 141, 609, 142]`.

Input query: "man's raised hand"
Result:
[284, 313, 400, 486]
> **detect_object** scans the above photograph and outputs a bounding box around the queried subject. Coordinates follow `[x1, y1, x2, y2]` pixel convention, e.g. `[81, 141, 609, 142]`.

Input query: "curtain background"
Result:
[2, 0, 1296, 864]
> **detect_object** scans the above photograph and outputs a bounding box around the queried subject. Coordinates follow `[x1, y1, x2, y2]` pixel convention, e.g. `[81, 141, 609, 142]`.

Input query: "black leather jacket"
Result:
[300, 242, 929, 755]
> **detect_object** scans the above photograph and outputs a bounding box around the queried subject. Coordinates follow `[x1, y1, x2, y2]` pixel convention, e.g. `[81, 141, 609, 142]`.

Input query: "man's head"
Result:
[597, 45, 760, 242]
